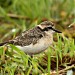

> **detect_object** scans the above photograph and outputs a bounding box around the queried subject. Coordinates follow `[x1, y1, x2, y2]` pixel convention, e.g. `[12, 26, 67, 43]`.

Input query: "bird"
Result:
[0, 21, 62, 55]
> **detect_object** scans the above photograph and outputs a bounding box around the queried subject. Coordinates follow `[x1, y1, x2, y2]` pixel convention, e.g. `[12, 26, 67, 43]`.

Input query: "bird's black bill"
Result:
[51, 27, 62, 33]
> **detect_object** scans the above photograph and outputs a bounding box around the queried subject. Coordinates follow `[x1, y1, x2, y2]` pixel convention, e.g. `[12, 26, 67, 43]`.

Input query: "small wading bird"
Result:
[0, 21, 62, 55]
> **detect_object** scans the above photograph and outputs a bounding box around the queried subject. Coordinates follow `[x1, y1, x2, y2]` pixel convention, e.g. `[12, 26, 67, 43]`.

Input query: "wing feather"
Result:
[13, 26, 45, 46]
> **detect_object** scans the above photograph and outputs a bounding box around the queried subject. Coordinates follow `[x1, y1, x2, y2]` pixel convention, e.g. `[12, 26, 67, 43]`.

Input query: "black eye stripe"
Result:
[47, 27, 52, 29]
[37, 26, 49, 31]
[37, 26, 61, 33]
[42, 28, 49, 31]
[40, 27, 52, 31]
[43, 27, 62, 33]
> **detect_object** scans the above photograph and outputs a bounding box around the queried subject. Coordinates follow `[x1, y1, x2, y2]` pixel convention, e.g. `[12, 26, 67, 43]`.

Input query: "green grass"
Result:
[0, 34, 75, 75]
[0, 0, 75, 75]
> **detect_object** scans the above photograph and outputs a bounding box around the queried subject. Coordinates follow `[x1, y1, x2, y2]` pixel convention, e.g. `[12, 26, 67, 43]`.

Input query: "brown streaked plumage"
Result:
[12, 26, 45, 46]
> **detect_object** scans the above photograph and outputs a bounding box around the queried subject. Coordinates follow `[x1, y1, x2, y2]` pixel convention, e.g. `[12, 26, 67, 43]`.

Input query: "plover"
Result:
[0, 21, 61, 55]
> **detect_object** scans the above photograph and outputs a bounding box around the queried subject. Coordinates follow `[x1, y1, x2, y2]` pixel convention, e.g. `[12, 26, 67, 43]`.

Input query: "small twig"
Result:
[0, 13, 30, 20]
[7, 13, 29, 19]
[59, 65, 75, 74]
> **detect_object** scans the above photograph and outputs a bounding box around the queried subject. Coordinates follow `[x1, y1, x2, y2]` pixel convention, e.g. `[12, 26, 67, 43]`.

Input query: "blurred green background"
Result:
[0, 0, 75, 42]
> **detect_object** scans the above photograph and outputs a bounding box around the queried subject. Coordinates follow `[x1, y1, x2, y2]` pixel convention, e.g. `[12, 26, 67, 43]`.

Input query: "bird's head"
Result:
[38, 21, 62, 33]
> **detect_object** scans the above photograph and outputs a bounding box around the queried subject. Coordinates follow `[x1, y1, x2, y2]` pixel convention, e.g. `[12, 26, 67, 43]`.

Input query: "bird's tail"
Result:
[0, 40, 14, 46]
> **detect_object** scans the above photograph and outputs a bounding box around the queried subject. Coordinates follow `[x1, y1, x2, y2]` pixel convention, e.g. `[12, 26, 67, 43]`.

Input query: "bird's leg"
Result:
[28, 55, 34, 66]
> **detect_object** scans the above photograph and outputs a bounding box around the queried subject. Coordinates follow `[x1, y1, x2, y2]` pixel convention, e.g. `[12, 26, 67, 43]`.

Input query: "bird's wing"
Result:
[13, 27, 45, 46]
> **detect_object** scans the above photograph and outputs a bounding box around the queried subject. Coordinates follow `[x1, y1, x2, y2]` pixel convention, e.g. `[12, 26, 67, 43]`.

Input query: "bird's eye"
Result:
[41, 27, 49, 31]
[43, 26, 53, 31]
[47, 26, 52, 29]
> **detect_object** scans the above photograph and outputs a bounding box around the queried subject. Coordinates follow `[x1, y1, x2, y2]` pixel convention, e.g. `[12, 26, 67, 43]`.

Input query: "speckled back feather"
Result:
[12, 26, 45, 46]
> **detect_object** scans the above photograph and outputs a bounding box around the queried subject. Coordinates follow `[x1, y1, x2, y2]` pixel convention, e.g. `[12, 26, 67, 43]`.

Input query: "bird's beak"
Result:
[51, 27, 62, 33]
